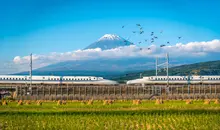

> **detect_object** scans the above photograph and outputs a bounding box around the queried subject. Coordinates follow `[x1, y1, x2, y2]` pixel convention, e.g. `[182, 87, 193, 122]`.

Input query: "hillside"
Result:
[113, 60, 220, 83]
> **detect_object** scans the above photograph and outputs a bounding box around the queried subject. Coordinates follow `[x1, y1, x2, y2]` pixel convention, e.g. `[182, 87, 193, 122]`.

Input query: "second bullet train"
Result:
[0, 75, 118, 85]
[127, 75, 220, 85]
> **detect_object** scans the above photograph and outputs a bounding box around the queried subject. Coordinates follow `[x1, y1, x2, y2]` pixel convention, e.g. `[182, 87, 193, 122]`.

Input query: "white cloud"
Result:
[7, 39, 220, 73]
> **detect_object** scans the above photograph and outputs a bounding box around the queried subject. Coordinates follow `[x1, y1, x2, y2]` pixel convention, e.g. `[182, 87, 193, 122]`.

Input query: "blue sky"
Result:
[0, 0, 220, 73]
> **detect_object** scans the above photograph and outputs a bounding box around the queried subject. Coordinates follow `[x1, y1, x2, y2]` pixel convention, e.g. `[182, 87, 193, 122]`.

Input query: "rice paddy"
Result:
[0, 99, 220, 130]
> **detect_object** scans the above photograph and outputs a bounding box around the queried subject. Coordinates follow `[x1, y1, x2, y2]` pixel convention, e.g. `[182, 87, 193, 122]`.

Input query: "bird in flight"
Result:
[154, 36, 158, 39]
[160, 30, 163, 33]
[140, 31, 144, 34]
[138, 41, 142, 44]
[136, 24, 141, 26]
[160, 44, 166, 47]
[167, 41, 170, 44]
[178, 36, 182, 39]
[122, 25, 125, 28]
[145, 39, 148, 42]
[132, 31, 136, 33]
[148, 48, 151, 50]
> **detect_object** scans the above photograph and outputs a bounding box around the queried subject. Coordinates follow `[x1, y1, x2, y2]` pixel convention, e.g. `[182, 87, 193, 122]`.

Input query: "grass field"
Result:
[0, 100, 220, 130]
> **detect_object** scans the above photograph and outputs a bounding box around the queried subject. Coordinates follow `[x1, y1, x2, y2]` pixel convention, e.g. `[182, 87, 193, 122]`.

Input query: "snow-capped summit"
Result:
[98, 34, 121, 41]
[84, 34, 131, 50]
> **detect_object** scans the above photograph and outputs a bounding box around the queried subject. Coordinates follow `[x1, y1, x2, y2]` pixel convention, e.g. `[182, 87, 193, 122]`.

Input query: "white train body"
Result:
[0, 75, 118, 85]
[127, 75, 220, 85]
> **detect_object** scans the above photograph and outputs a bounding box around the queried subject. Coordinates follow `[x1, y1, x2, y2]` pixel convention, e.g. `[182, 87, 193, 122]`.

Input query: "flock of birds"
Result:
[121, 24, 182, 50]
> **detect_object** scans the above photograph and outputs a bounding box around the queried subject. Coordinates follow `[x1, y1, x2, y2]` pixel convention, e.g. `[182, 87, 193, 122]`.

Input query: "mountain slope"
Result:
[84, 34, 131, 50]
[113, 60, 220, 83]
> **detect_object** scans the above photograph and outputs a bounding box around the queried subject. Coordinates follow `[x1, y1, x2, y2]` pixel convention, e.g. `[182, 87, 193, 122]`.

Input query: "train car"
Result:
[0, 75, 118, 85]
[126, 75, 220, 85]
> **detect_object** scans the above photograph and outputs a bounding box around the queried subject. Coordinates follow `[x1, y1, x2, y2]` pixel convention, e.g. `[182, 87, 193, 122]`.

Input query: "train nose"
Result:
[106, 80, 118, 85]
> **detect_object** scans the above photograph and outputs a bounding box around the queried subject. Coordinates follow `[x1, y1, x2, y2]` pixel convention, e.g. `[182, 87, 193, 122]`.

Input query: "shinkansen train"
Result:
[0, 75, 118, 85]
[127, 75, 220, 85]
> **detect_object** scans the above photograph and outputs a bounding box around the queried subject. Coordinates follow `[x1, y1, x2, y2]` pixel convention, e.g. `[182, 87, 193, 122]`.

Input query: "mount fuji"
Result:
[16, 34, 148, 77]
[84, 34, 131, 50]
[15, 34, 211, 79]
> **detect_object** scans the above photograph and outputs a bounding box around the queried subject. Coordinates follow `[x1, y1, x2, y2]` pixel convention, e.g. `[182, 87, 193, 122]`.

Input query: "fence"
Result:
[11, 84, 220, 100]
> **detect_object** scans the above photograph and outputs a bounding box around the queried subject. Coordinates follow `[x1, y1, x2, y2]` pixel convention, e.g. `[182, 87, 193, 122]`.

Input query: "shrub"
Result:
[37, 100, 42, 106]
[204, 99, 210, 105]
[17, 100, 23, 106]
[214, 99, 219, 104]
[155, 99, 163, 105]
[87, 99, 93, 105]
[26, 100, 31, 105]
[2, 101, 8, 105]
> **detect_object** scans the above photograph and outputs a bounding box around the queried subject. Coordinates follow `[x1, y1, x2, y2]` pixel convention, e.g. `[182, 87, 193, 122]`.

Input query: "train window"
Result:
[43, 77, 45, 79]
[3, 78, 5, 80]
[211, 78, 212, 80]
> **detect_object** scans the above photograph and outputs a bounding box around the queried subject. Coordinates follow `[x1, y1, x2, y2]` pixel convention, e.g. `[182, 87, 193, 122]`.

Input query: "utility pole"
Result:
[29, 53, 32, 94]
[140, 73, 142, 78]
[166, 53, 169, 94]
[156, 57, 158, 78]
[155, 53, 169, 94]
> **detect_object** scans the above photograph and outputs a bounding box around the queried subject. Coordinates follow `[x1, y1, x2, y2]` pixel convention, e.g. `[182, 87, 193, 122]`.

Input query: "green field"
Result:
[0, 100, 220, 130]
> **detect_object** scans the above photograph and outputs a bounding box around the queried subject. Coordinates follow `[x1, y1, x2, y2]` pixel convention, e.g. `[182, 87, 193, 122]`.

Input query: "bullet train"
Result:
[0, 75, 118, 85]
[127, 75, 220, 85]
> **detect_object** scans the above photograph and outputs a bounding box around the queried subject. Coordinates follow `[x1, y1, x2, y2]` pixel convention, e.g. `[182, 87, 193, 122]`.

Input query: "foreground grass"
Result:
[0, 100, 220, 130]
